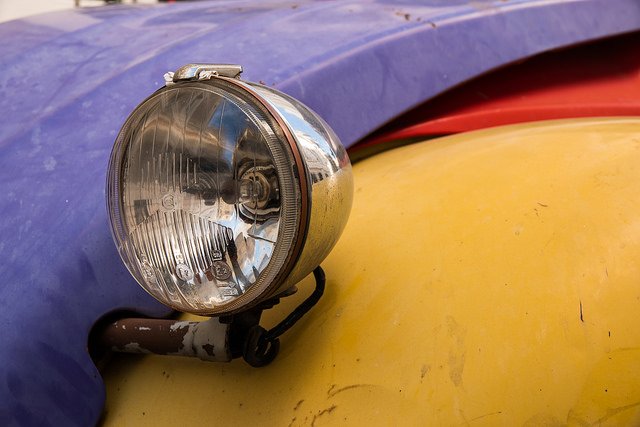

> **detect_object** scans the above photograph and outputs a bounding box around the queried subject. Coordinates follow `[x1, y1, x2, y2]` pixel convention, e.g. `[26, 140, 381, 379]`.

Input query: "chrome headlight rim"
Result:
[107, 76, 311, 316]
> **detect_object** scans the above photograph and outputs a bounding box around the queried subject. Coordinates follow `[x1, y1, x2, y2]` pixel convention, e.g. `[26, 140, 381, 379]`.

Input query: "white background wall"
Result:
[0, 0, 155, 23]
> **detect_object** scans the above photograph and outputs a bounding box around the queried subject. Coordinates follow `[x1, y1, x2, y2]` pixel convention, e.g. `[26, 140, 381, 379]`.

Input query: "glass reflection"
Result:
[118, 87, 281, 310]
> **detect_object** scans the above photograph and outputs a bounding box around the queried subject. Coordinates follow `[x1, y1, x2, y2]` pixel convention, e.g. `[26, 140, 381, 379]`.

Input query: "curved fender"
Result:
[102, 118, 640, 425]
[2, 1, 640, 424]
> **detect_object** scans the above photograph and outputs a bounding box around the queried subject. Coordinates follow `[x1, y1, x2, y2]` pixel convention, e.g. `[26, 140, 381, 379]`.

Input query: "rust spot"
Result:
[394, 11, 411, 21]
[311, 405, 337, 426]
[428, 21, 436, 28]
[420, 364, 430, 380]
[327, 384, 336, 397]
[202, 343, 215, 356]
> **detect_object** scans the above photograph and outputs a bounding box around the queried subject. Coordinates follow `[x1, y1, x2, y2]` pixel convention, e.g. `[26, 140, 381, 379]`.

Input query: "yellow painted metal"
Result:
[101, 118, 640, 426]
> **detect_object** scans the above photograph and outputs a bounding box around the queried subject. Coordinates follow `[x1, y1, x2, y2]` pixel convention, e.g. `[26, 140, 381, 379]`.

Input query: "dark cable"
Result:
[265, 266, 325, 341]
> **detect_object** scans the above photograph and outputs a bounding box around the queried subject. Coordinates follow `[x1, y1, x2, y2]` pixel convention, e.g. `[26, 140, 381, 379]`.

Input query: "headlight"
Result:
[107, 64, 352, 316]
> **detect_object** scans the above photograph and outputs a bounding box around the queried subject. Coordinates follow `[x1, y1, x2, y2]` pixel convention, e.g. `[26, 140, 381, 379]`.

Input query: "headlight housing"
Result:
[107, 64, 352, 316]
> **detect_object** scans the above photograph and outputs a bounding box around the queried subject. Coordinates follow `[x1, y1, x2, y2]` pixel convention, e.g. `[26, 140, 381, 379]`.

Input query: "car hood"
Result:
[1, 0, 639, 425]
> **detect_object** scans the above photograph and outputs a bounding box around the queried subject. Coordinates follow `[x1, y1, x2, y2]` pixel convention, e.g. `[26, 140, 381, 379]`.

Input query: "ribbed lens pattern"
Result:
[110, 86, 285, 312]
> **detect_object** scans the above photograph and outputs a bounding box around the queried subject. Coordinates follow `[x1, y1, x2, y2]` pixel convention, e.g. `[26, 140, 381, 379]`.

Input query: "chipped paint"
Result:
[120, 343, 151, 354]
[169, 321, 191, 332]
[100, 317, 231, 362]
[176, 318, 230, 362]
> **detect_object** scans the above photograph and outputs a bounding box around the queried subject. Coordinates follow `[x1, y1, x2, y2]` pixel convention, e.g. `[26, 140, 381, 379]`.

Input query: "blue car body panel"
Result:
[0, 0, 639, 425]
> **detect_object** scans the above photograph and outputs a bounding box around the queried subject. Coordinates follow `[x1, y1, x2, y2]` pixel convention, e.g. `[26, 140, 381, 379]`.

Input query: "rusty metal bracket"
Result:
[97, 266, 325, 367]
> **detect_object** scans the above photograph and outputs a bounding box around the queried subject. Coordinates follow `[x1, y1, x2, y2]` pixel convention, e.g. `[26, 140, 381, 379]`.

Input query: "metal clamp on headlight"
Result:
[101, 64, 352, 366]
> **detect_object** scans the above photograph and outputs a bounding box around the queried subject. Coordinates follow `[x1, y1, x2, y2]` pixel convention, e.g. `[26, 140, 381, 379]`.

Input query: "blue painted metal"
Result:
[0, 0, 638, 425]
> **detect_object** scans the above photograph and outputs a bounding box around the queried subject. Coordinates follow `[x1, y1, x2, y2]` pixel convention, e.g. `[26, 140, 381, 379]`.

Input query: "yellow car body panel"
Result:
[102, 118, 640, 426]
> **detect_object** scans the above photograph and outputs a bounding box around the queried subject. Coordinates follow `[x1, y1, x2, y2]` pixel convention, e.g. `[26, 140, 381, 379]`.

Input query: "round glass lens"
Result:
[108, 82, 300, 314]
